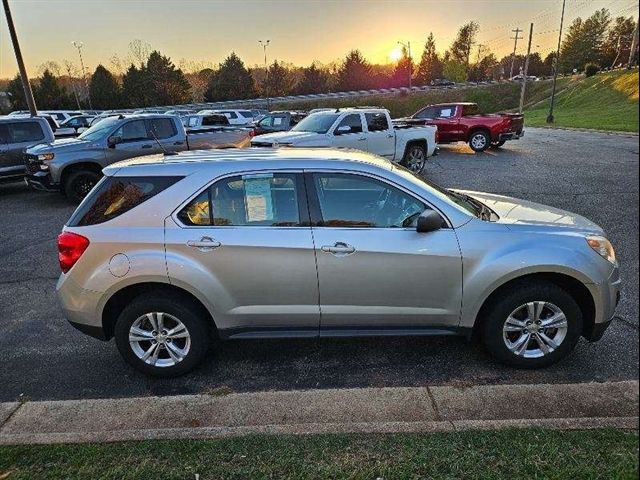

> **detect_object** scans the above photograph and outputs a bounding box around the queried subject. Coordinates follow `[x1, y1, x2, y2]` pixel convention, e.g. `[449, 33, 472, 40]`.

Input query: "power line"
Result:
[509, 28, 524, 78]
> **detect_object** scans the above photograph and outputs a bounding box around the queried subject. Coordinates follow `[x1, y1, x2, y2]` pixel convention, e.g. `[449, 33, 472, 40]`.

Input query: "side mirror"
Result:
[416, 209, 444, 233]
[107, 136, 122, 148]
[335, 125, 351, 135]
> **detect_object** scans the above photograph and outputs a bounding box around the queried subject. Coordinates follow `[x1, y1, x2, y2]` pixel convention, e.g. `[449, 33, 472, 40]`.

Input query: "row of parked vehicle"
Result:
[1, 102, 524, 203]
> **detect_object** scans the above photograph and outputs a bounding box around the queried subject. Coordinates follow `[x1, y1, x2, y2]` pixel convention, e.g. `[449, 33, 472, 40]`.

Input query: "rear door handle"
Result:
[187, 237, 221, 251]
[141, 144, 153, 149]
[321, 242, 355, 256]
[173, 141, 184, 145]
[357, 137, 366, 141]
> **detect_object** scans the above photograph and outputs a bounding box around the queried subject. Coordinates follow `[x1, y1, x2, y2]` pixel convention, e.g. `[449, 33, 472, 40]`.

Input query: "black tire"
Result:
[64, 170, 101, 203]
[490, 140, 507, 148]
[468, 130, 491, 152]
[401, 143, 427, 174]
[114, 293, 211, 377]
[481, 281, 583, 369]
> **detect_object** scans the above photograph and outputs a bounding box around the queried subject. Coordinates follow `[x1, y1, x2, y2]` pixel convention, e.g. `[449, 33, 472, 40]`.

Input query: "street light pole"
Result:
[2, 0, 37, 115]
[398, 40, 412, 89]
[72, 41, 93, 110]
[258, 40, 270, 109]
[547, 0, 566, 124]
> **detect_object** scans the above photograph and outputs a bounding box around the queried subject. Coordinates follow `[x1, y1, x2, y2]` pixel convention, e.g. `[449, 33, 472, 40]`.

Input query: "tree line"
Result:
[3, 8, 637, 111]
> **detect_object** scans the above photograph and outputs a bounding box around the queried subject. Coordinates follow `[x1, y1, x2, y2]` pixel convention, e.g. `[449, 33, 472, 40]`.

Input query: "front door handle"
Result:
[321, 242, 355, 256]
[173, 141, 184, 145]
[187, 237, 221, 251]
[141, 144, 153, 149]
[357, 137, 366, 141]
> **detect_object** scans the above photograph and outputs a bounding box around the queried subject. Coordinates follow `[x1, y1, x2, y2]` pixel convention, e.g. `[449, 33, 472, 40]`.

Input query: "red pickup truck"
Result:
[397, 102, 524, 152]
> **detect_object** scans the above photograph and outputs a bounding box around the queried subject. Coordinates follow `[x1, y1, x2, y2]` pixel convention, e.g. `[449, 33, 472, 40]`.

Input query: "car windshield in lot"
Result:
[77, 117, 121, 141]
[291, 113, 340, 134]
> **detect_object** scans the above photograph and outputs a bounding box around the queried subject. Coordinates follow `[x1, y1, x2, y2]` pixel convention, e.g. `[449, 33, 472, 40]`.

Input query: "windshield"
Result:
[77, 117, 120, 141]
[393, 164, 493, 220]
[291, 113, 340, 134]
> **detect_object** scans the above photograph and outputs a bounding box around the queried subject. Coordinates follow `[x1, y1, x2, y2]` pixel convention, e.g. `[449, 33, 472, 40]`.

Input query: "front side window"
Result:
[335, 114, 363, 134]
[178, 173, 302, 227]
[313, 173, 425, 228]
[149, 118, 177, 139]
[414, 107, 437, 119]
[7, 122, 45, 143]
[437, 107, 455, 118]
[365, 112, 389, 132]
[291, 113, 340, 134]
[68, 176, 182, 226]
[258, 116, 274, 127]
[113, 120, 148, 142]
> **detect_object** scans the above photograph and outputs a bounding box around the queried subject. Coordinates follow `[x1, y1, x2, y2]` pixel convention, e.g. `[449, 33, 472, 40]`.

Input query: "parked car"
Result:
[40, 110, 84, 123]
[0, 116, 55, 183]
[251, 111, 306, 135]
[430, 79, 456, 87]
[396, 103, 524, 152]
[182, 113, 232, 129]
[197, 109, 255, 125]
[164, 109, 193, 117]
[251, 108, 438, 173]
[59, 115, 95, 133]
[56, 148, 620, 376]
[251, 109, 270, 121]
[25, 114, 251, 202]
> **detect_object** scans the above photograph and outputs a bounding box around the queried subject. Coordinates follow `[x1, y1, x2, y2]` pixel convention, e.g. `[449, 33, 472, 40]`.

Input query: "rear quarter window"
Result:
[68, 176, 182, 226]
[8, 122, 45, 143]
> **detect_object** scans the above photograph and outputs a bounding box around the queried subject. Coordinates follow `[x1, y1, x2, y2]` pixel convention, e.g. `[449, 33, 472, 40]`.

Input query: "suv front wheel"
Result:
[114, 293, 210, 377]
[481, 281, 583, 368]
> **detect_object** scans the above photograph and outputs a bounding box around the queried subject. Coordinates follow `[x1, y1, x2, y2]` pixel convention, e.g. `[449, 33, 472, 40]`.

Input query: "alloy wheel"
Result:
[405, 147, 426, 173]
[129, 312, 191, 367]
[502, 301, 568, 359]
[471, 133, 487, 150]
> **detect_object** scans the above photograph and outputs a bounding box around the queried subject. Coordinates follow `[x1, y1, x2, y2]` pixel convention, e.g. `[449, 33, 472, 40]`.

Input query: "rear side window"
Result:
[178, 173, 302, 227]
[149, 118, 177, 139]
[7, 122, 45, 143]
[365, 112, 389, 132]
[68, 176, 182, 226]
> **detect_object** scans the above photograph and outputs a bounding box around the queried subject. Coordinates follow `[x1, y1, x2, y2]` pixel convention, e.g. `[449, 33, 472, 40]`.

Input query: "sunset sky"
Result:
[1, 0, 638, 78]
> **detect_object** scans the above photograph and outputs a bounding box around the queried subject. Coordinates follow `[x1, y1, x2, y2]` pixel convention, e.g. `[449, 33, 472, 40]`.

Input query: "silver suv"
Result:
[57, 148, 621, 376]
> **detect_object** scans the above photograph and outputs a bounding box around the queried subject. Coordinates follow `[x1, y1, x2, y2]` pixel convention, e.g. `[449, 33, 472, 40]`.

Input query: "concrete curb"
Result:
[0, 381, 637, 445]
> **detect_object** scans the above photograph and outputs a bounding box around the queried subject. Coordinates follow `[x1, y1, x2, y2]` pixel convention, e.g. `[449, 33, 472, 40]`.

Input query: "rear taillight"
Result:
[435, 129, 440, 144]
[57, 232, 90, 273]
[248, 129, 257, 137]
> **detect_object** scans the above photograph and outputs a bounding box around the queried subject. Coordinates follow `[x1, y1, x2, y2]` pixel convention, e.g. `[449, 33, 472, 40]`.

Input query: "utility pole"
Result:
[509, 28, 523, 79]
[476, 44, 486, 63]
[72, 41, 93, 110]
[547, 0, 566, 124]
[65, 62, 82, 110]
[2, 0, 37, 115]
[258, 40, 270, 109]
[519, 23, 534, 113]
[628, 20, 639, 69]
[398, 40, 412, 89]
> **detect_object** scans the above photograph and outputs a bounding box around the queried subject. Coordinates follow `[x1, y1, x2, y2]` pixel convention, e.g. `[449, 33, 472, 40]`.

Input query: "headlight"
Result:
[586, 235, 617, 265]
[37, 153, 55, 161]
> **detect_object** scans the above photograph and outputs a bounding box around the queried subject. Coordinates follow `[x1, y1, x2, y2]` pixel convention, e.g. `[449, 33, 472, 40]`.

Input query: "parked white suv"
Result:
[197, 109, 255, 125]
[57, 148, 619, 377]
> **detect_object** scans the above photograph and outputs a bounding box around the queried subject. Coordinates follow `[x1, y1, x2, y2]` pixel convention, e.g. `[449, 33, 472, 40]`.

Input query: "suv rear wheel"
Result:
[481, 281, 583, 368]
[114, 293, 210, 377]
[469, 130, 491, 152]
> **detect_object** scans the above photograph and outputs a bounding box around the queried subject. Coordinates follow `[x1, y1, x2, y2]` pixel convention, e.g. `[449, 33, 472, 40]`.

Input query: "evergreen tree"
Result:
[601, 16, 637, 68]
[449, 22, 480, 68]
[336, 50, 372, 91]
[390, 45, 414, 87]
[145, 51, 191, 105]
[7, 75, 28, 110]
[35, 69, 67, 109]
[204, 53, 255, 101]
[89, 65, 121, 109]
[414, 33, 443, 85]
[121, 64, 149, 107]
[265, 60, 294, 97]
[295, 63, 329, 94]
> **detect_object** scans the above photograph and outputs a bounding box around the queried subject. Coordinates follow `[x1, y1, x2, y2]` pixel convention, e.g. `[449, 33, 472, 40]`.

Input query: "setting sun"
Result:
[390, 47, 403, 62]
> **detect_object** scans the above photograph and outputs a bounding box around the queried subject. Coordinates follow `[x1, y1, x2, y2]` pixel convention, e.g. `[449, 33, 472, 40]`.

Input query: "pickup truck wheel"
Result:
[481, 281, 582, 369]
[469, 131, 491, 152]
[402, 144, 427, 174]
[491, 140, 507, 148]
[64, 170, 101, 203]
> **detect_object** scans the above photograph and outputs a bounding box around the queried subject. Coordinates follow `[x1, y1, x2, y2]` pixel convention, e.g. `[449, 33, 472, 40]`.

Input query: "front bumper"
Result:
[25, 171, 59, 192]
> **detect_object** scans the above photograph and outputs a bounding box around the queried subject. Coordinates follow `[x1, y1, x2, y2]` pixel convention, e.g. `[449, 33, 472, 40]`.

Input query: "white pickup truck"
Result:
[251, 108, 438, 173]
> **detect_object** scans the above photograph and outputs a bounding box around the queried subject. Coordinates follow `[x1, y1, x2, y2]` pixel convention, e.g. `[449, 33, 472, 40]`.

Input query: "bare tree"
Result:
[128, 39, 152, 66]
[37, 60, 62, 77]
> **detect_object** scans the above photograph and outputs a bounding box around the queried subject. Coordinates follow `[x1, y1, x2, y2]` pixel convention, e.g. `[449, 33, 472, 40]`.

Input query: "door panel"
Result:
[331, 113, 367, 150]
[165, 172, 320, 335]
[364, 112, 395, 159]
[309, 172, 463, 330]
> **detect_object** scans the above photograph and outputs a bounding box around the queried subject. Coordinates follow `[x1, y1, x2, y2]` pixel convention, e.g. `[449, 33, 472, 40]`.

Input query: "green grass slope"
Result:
[272, 78, 569, 118]
[526, 69, 639, 132]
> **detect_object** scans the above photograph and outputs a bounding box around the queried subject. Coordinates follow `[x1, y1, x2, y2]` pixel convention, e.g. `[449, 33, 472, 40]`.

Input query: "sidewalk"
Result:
[0, 381, 637, 445]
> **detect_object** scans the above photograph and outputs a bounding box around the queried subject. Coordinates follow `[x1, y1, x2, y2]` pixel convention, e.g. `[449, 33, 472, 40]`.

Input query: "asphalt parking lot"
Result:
[0, 127, 638, 402]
